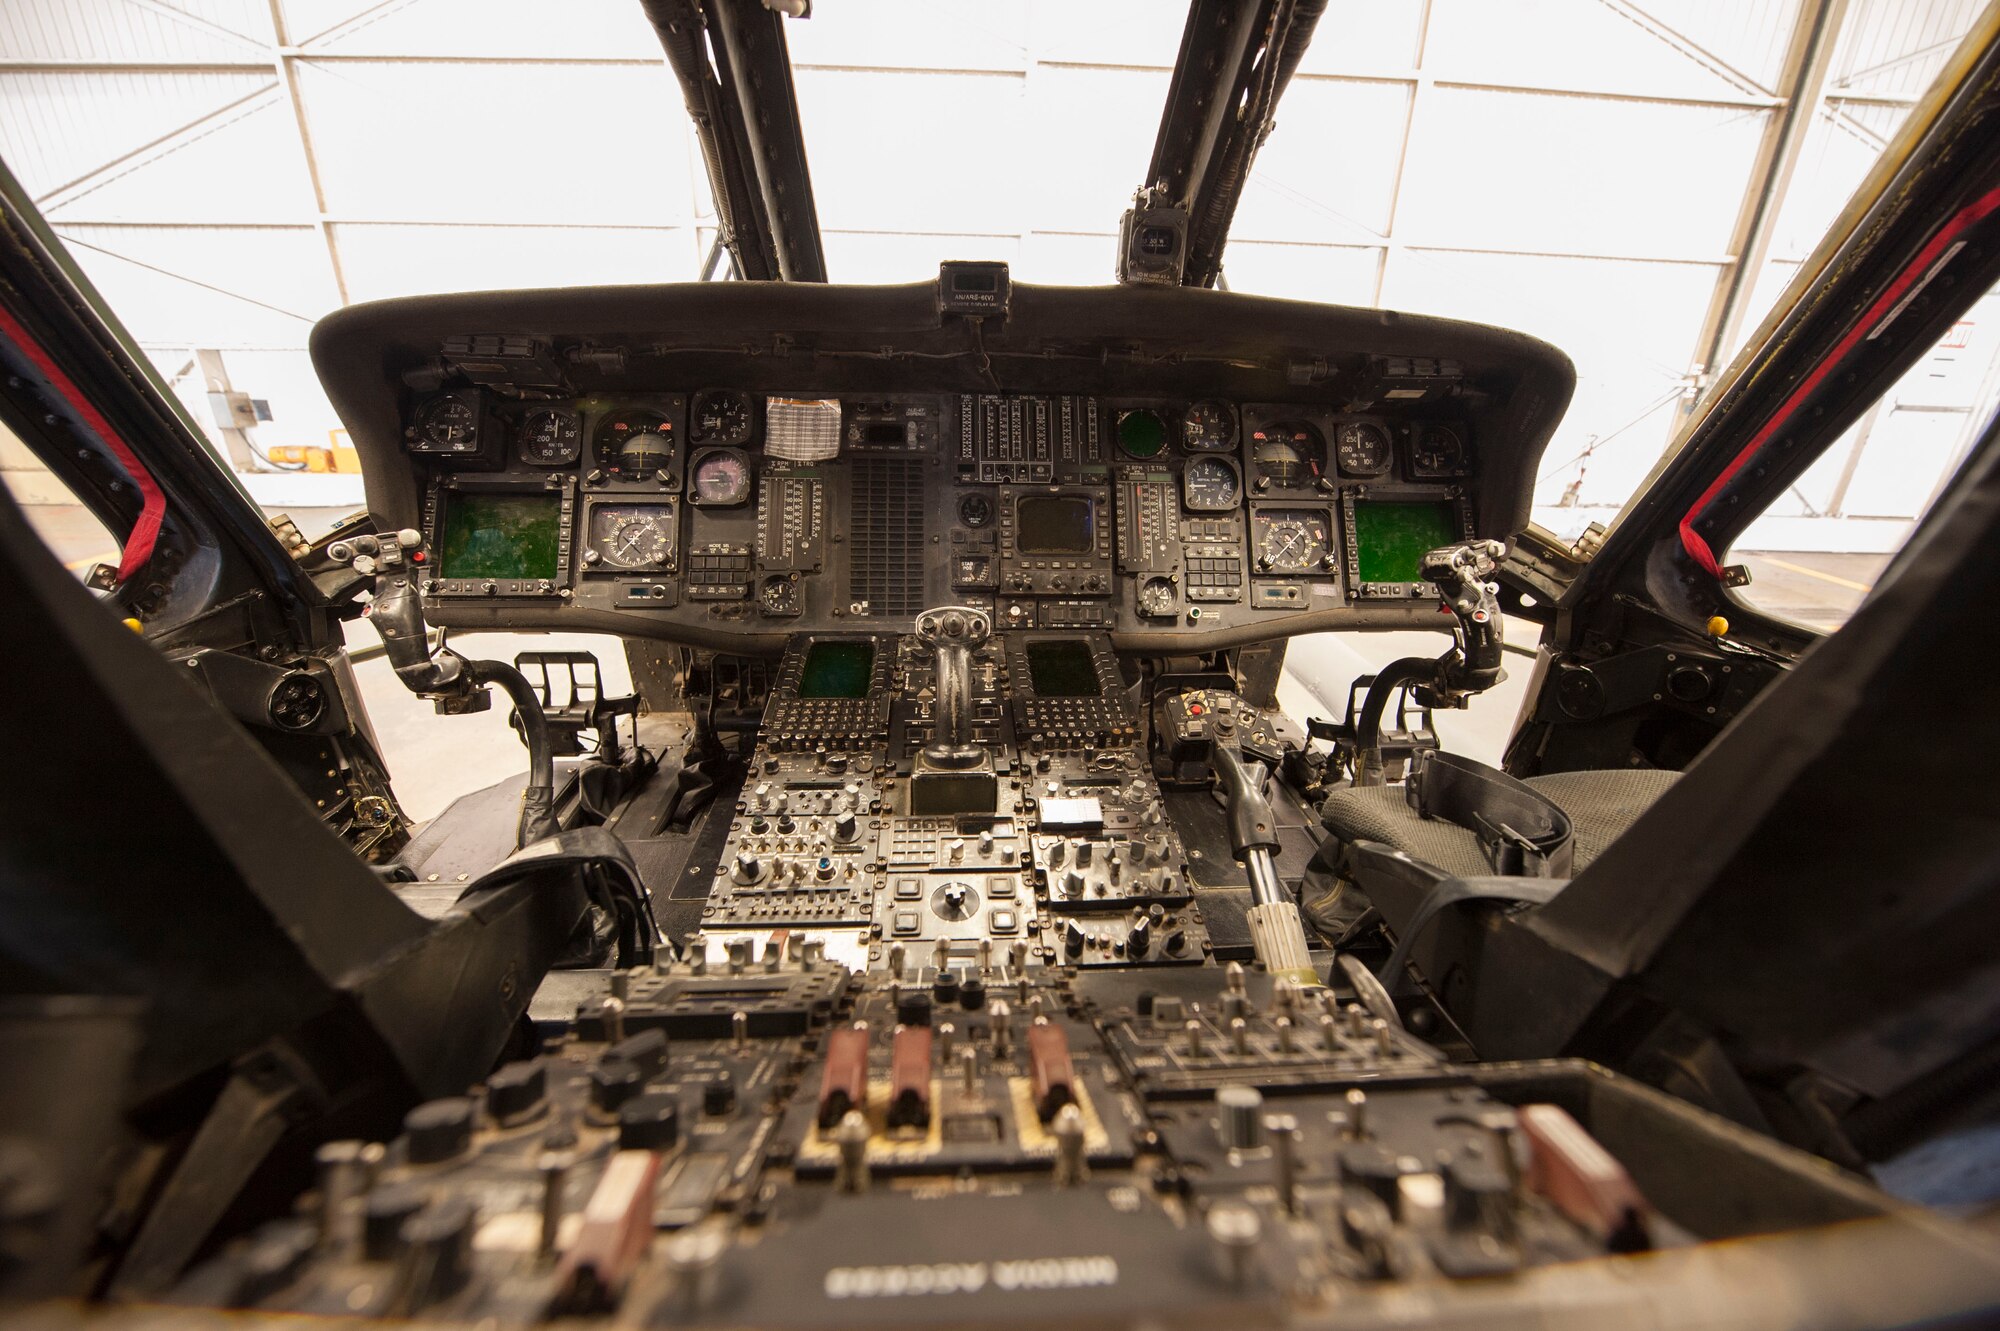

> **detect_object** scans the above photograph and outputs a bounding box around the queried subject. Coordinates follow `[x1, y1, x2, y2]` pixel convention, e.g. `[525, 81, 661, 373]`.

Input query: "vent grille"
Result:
[848, 458, 925, 616]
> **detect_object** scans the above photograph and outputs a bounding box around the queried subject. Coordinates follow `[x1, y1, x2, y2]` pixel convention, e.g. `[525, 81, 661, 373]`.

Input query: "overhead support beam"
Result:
[641, 0, 826, 282]
[1119, 0, 1327, 287]
[1679, 0, 1850, 420]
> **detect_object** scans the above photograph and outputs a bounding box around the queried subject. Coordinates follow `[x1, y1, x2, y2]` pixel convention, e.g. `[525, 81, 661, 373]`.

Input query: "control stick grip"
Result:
[1212, 744, 1281, 864]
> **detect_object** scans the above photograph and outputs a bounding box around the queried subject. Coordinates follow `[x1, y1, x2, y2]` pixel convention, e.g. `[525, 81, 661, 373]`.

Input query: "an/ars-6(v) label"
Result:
[824, 1256, 1119, 1299]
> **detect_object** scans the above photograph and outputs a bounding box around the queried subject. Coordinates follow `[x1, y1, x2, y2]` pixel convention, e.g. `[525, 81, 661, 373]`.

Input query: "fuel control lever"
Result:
[331, 528, 558, 847]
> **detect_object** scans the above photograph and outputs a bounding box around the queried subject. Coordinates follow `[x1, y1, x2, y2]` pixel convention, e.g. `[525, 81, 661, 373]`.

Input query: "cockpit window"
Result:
[1725, 276, 2000, 632]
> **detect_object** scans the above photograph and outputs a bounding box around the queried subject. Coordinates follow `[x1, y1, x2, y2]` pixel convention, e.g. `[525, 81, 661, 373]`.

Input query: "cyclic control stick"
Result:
[331, 529, 558, 848]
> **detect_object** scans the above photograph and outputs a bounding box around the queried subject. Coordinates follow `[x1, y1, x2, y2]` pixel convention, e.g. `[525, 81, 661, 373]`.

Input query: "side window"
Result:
[0, 415, 122, 582]
[1726, 280, 2000, 631]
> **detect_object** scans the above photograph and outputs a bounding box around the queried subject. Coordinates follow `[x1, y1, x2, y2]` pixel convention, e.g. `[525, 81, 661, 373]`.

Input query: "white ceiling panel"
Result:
[332, 222, 697, 301]
[1030, 0, 1185, 70]
[293, 0, 659, 59]
[1234, 77, 1411, 241]
[1016, 231, 1119, 286]
[1424, 0, 1776, 99]
[1623, 0, 1806, 93]
[42, 93, 318, 225]
[1216, 240, 1380, 306]
[1398, 86, 1769, 258]
[0, 0, 270, 63]
[1294, 1, 1427, 75]
[789, 0, 1028, 72]
[294, 59, 696, 224]
[797, 68, 1027, 234]
[0, 69, 276, 202]
[1029, 64, 1166, 234]
[823, 230, 1019, 284]
[52, 222, 335, 346]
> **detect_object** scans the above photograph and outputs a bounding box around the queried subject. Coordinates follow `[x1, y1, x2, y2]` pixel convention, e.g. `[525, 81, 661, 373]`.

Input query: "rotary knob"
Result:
[833, 812, 859, 841]
[731, 852, 764, 885]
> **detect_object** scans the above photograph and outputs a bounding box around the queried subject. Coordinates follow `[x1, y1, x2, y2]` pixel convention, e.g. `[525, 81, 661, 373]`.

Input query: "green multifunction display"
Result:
[1026, 640, 1100, 697]
[1352, 501, 1458, 585]
[439, 492, 561, 580]
[797, 641, 875, 699]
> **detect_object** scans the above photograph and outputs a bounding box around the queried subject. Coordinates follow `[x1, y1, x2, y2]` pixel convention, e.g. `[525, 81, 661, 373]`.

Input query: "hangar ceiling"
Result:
[0, 0, 1990, 535]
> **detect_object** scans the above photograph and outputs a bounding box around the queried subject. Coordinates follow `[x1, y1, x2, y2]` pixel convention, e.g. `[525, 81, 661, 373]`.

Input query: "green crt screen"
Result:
[1352, 501, 1457, 584]
[439, 492, 561, 580]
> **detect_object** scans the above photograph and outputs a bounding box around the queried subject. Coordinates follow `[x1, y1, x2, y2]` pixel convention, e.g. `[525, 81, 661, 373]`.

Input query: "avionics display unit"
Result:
[1003, 632, 1134, 750]
[761, 634, 895, 752]
[996, 486, 1113, 597]
[1340, 489, 1475, 599]
[421, 474, 574, 598]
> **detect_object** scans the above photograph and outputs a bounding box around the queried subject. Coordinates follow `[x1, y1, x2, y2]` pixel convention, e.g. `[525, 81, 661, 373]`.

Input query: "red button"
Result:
[1188, 702, 1204, 716]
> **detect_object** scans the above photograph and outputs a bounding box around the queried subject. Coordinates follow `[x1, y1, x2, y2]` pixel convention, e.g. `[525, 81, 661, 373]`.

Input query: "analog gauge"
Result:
[691, 389, 754, 446]
[1253, 508, 1334, 573]
[1250, 420, 1324, 490]
[519, 408, 581, 466]
[593, 410, 674, 481]
[958, 493, 993, 528]
[1138, 575, 1178, 618]
[690, 447, 752, 506]
[588, 506, 675, 570]
[1412, 424, 1467, 477]
[759, 573, 801, 617]
[1182, 456, 1242, 512]
[1116, 407, 1169, 458]
[413, 395, 478, 451]
[1183, 399, 1236, 451]
[1335, 421, 1393, 478]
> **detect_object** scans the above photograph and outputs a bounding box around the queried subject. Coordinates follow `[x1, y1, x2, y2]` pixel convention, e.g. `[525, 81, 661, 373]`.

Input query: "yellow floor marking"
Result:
[1750, 555, 1874, 594]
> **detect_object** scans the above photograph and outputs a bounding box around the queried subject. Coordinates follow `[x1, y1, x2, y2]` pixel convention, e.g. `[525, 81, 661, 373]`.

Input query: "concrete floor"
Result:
[17, 501, 1891, 822]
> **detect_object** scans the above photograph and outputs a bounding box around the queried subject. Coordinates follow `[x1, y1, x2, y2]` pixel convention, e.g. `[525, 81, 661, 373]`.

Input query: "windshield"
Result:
[0, 3, 1981, 544]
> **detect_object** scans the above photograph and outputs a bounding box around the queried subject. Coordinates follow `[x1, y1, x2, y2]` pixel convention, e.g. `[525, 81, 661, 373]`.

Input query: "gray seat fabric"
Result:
[1319, 768, 1683, 879]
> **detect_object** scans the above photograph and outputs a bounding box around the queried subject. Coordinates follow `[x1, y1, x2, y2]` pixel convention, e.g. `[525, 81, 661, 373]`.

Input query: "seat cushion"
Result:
[1320, 768, 1683, 878]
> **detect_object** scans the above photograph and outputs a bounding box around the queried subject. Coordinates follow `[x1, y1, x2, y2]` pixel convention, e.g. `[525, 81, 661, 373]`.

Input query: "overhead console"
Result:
[313, 275, 1573, 653]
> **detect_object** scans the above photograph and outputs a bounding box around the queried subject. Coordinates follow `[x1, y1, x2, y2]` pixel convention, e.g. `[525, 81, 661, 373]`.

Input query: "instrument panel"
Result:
[407, 388, 1476, 641]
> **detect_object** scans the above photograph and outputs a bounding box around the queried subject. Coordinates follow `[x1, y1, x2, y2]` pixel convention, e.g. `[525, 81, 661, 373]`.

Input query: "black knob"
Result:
[1338, 1142, 1404, 1213]
[1164, 928, 1188, 956]
[618, 1092, 681, 1151]
[960, 976, 987, 1011]
[234, 1218, 316, 1306]
[1064, 919, 1087, 956]
[1128, 919, 1152, 957]
[363, 1183, 426, 1261]
[932, 969, 960, 1005]
[834, 812, 859, 841]
[1135, 991, 1156, 1017]
[610, 1028, 669, 1079]
[486, 1060, 547, 1126]
[1444, 1150, 1514, 1233]
[896, 990, 934, 1027]
[703, 1073, 737, 1117]
[396, 1195, 476, 1310]
[590, 1058, 646, 1114]
[403, 1097, 474, 1165]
